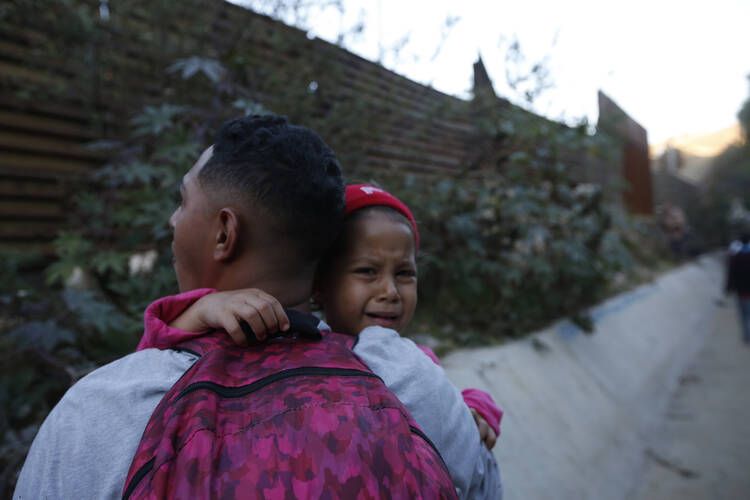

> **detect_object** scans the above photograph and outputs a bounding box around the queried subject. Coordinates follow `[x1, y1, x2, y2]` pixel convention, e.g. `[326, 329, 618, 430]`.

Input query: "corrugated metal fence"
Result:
[0, 1, 649, 254]
[0, 0, 483, 253]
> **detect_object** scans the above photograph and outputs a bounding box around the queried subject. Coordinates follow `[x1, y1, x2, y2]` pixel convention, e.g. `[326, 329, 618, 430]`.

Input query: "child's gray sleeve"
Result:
[353, 326, 502, 499]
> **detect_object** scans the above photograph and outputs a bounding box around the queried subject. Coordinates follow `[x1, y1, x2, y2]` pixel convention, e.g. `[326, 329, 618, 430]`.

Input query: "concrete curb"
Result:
[441, 254, 724, 500]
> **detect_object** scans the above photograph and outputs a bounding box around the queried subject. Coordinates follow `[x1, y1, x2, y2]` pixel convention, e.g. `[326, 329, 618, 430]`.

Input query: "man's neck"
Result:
[214, 267, 315, 312]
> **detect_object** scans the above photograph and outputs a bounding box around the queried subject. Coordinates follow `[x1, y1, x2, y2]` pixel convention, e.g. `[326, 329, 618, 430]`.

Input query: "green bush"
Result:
[0, 253, 141, 496]
[394, 163, 635, 341]
[372, 104, 640, 341]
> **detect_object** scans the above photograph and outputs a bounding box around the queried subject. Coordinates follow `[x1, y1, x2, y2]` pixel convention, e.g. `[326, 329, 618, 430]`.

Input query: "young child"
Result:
[139, 184, 503, 498]
[312, 184, 503, 447]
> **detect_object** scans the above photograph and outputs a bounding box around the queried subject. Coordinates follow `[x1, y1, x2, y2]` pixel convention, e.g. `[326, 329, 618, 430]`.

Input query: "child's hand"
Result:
[169, 289, 290, 345]
[470, 408, 497, 450]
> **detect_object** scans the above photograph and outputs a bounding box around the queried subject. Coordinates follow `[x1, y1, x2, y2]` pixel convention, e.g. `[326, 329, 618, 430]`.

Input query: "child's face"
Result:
[318, 211, 417, 335]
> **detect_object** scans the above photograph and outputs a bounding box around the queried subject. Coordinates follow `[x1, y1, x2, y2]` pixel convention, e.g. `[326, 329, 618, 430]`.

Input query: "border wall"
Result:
[0, 1, 642, 254]
[0, 0, 478, 252]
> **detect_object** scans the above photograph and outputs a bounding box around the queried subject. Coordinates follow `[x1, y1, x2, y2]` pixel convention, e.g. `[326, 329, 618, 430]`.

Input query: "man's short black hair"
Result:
[199, 114, 345, 263]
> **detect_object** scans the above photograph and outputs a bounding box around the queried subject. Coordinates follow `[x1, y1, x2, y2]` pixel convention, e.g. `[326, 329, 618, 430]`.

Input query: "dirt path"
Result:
[627, 298, 750, 500]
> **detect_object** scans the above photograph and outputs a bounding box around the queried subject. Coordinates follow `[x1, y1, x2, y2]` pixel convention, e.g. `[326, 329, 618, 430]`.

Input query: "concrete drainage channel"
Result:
[441, 254, 724, 500]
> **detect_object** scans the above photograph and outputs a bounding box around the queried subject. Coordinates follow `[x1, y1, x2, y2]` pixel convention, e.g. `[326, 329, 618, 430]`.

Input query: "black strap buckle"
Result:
[240, 308, 322, 345]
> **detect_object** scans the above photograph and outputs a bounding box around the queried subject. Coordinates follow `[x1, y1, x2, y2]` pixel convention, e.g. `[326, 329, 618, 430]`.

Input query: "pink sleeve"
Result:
[461, 388, 503, 436]
[137, 288, 216, 351]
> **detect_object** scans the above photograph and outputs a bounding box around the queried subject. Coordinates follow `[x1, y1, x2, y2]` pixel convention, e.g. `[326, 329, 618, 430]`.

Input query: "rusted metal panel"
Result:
[598, 91, 653, 215]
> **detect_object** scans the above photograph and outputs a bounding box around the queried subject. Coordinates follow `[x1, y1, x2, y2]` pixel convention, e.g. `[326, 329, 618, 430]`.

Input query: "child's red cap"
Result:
[345, 184, 419, 248]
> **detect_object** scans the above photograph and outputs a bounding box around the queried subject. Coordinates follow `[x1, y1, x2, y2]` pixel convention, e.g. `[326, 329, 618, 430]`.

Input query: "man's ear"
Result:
[214, 207, 240, 262]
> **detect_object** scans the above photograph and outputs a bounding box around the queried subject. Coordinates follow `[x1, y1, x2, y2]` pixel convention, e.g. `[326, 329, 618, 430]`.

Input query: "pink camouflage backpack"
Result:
[122, 312, 457, 499]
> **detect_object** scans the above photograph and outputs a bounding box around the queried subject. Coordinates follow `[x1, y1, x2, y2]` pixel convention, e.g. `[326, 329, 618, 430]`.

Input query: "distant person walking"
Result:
[726, 233, 750, 343]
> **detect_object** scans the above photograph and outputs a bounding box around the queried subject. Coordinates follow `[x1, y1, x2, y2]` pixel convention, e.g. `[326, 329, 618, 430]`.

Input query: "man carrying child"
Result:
[15, 114, 500, 499]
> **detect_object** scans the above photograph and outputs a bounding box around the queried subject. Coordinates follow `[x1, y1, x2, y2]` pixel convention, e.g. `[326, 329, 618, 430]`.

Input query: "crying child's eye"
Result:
[354, 267, 376, 276]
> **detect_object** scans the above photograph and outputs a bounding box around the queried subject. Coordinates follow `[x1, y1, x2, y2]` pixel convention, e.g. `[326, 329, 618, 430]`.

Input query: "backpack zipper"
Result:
[177, 367, 446, 463]
[175, 366, 382, 402]
[409, 425, 445, 462]
[122, 457, 154, 500]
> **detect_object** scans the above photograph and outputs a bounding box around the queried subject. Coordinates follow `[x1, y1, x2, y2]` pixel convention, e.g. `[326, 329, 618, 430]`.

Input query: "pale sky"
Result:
[234, 0, 750, 145]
